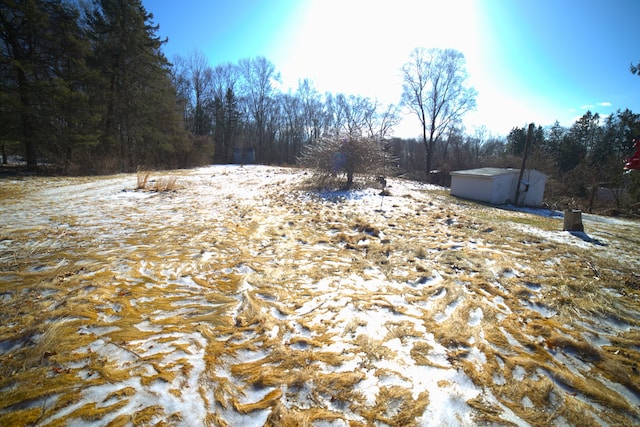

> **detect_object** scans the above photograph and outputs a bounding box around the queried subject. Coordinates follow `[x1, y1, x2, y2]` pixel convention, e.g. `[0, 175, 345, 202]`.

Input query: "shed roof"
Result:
[450, 167, 519, 177]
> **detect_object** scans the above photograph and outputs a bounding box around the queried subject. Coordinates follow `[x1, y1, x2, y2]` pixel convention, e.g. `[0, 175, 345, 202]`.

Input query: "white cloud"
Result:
[579, 102, 611, 110]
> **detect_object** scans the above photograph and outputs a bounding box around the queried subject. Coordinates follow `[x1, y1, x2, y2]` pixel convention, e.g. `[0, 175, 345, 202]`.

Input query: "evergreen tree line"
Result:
[1, 0, 195, 173]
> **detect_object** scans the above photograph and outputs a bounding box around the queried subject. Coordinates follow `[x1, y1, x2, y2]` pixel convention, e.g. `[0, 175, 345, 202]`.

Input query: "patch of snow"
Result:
[522, 300, 557, 318]
[419, 373, 481, 426]
[468, 307, 483, 326]
[512, 365, 527, 381]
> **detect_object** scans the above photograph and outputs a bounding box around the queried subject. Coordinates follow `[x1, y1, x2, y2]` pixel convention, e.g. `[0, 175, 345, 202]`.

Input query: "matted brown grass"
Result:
[1, 165, 639, 425]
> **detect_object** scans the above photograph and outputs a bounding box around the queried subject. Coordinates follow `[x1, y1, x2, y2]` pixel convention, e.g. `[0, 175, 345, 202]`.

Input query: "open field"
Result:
[1, 165, 639, 426]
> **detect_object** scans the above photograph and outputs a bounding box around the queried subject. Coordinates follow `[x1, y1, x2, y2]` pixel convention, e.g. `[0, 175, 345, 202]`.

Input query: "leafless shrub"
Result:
[299, 134, 393, 190]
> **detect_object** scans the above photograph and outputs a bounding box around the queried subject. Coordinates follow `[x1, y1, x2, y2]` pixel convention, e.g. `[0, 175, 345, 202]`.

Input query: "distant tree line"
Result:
[2, 1, 639, 212]
[403, 109, 640, 213]
[170, 51, 401, 167]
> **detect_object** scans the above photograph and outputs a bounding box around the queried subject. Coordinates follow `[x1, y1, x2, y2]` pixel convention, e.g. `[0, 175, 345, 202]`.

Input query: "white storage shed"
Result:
[450, 167, 547, 206]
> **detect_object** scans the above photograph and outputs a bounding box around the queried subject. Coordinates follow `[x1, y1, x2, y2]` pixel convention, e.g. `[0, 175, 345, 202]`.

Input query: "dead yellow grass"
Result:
[232, 389, 283, 413]
[1, 167, 639, 425]
[362, 386, 429, 427]
[265, 402, 345, 427]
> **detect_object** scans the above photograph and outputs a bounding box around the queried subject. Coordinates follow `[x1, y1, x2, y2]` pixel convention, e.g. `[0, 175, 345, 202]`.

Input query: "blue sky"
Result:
[143, 0, 640, 138]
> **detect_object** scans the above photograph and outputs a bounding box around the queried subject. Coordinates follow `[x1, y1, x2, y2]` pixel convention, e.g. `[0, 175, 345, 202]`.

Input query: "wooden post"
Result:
[515, 123, 534, 206]
[563, 209, 584, 232]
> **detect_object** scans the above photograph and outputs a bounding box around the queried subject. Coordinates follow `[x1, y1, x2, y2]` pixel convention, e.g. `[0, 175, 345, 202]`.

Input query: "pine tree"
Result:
[86, 0, 186, 172]
[0, 0, 94, 171]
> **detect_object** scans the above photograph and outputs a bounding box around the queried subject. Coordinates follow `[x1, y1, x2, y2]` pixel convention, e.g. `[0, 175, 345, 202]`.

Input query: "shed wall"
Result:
[450, 175, 495, 203]
[515, 170, 546, 206]
[450, 168, 547, 207]
[490, 173, 515, 204]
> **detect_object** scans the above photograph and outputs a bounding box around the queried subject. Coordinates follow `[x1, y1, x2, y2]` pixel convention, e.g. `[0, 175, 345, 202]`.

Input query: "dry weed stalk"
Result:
[152, 176, 178, 192]
[136, 169, 151, 189]
[135, 170, 178, 192]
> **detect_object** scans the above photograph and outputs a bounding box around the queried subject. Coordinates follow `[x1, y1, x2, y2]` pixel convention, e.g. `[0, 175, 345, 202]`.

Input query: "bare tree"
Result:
[368, 102, 401, 140]
[324, 93, 399, 140]
[169, 55, 191, 127]
[238, 56, 281, 162]
[210, 62, 240, 163]
[336, 94, 369, 136]
[471, 125, 488, 162]
[401, 48, 477, 180]
[278, 91, 304, 163]
[211, 62, 239, 101]
[188, 50, 215, 136]
[171, 50, 215, 136]
[296, 79, 323, 143]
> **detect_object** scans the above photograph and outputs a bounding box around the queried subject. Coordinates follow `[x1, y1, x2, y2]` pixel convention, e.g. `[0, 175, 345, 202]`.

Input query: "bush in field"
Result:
[299, 134, 390, 190]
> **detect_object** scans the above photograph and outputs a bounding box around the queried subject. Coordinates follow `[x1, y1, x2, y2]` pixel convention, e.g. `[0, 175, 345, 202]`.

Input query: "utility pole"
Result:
[515, 123, 534, 206]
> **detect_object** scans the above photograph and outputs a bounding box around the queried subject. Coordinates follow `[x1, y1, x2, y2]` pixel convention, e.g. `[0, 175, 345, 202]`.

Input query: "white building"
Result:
[450, 167, 547, 207]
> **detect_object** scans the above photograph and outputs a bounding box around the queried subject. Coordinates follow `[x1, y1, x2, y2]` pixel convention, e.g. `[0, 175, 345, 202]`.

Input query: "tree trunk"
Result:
[15, 65, 38, 170]
[422, 124, 430, 180]
[425, 118, 437, 182]
[346, 169, 354, 190]
[20, 110, 38, 170]
[588, 185, 597, 213]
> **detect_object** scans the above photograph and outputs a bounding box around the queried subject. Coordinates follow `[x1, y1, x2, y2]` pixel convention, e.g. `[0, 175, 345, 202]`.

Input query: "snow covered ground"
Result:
[1, 165, 639, 426]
